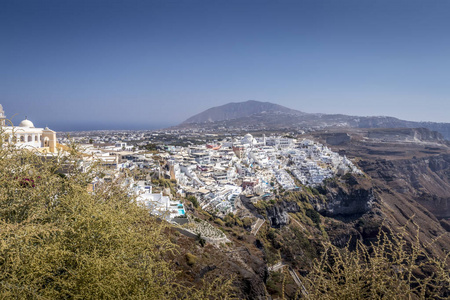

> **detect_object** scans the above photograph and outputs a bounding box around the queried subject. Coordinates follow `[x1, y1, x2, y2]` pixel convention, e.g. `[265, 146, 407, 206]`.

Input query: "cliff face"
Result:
[325, 133, 351, 145]
[266, 200, 300, 228]
[317, 176, 375, 217]
[321, 133, 450, 258]
[322, 185, 375, 216]
[359, 154, 450, 219]
[367, 128, 445, 142]
[220, 134, 450, 298]
[265, 176, 376, 228]
[261, 138, 450, 257]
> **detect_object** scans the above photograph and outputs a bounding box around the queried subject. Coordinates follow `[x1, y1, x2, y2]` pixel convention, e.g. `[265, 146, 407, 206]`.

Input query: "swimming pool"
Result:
[178, 209, 185, 215]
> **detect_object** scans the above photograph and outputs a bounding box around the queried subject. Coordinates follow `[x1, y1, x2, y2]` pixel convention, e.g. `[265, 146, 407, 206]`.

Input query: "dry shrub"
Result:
[303, 222, 450, 300]
[0, 133, 236, 299]
[186, 253, 197, 266]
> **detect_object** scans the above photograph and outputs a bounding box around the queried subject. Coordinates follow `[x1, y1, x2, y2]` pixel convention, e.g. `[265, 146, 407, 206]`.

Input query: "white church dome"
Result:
[19, 119, 35, 128]
[242, 133, 257, 145]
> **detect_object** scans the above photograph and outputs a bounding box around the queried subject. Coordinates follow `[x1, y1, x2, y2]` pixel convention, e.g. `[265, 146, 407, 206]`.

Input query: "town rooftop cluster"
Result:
[65, 132, 361, 219]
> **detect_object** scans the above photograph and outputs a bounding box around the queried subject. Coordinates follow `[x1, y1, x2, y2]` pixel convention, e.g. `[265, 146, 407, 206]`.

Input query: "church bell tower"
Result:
[0, 105, 6, 126]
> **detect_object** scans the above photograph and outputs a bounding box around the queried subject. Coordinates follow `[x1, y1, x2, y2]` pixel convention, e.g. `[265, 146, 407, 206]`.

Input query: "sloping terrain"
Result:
[310, 128, 450, 220]
[176, 100, 450, 140]
[182, 100, 304, 124]
[174, 129, 450, 298]
[310, 129, 450, 255]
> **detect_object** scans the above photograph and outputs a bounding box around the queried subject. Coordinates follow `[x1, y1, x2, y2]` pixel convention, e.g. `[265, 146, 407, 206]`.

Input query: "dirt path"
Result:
[251, 218, 265, 235]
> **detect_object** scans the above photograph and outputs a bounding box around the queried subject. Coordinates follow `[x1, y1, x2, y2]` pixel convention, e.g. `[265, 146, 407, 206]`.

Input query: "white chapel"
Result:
[0, 104, 58, 153]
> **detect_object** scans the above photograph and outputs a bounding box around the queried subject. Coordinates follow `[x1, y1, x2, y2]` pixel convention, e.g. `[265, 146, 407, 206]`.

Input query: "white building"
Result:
[0, 105, 58, 153]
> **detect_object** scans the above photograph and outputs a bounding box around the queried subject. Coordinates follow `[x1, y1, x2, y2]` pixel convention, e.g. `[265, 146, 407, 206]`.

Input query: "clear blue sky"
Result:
[1, 0, 449, 130]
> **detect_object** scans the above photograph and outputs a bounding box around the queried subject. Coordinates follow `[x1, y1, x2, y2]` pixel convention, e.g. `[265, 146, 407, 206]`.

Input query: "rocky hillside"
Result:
[359, 154, 450, 219]
[310, 128, 450, 218]
[311, 129, 450, 251]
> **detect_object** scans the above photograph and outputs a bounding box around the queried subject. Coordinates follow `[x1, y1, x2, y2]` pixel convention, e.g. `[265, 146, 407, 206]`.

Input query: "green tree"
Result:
[187, 195, 199, 208]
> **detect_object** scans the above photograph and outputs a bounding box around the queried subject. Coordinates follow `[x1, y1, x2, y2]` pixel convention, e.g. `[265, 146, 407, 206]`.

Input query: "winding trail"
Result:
[268, 262, 286, 272]
[289, 216, 306, 231]
[251, 218, 265, 235]
[288, 267, 309, 298]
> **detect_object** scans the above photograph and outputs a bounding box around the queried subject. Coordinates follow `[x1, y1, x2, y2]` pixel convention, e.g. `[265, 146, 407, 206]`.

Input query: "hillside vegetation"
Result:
[0, 142, 234, 299]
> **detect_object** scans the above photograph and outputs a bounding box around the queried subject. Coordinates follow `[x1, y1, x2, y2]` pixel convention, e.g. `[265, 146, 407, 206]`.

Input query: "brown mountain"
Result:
[182, 100, 305, 124]
[178, 100, 450, 140]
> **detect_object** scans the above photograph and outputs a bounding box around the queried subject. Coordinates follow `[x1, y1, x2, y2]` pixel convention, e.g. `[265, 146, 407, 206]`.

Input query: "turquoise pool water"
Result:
[178, 204, 183, 208]
[178, 209, 185, 215]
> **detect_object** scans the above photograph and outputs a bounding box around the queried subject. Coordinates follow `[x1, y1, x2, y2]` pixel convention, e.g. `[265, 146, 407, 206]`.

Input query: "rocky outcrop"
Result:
[265, 176, 375, 228]
[327, 223, 363, 249]
[266, 205, 289, 228]
[266, 200, 300, 228]
[322, 185, 375, 217]
[326, 133, 351, 145]
[440, 219, 450, 232]
[307, 175, 376, 218]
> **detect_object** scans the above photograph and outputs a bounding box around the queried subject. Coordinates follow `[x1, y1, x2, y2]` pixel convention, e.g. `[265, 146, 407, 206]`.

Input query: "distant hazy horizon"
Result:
[2, 116, 174, 132]
[3, 98, 450, 132]
[51, 122, 174, 132]
[4, 99, 448, 133]
[2, 0, 449, 130]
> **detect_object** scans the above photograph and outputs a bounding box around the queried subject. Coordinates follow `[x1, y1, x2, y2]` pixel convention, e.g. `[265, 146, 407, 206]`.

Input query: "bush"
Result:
[215, 218, 225, 226]
[303, 223, 450, 299]
[187, 195, 199, 208]
[305, 208, 321, 226]
[0, 147, 182, 298]
[224, 214, 235, 227]
[0, 138, 235, 299]
[185, 253, 197, 266]
[310, 187, 321, 196]
[242, 217, 253, 229]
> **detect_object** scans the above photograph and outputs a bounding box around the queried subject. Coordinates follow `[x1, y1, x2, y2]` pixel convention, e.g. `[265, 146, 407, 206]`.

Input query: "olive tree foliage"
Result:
[0, 135, 235, 299]
[302, 222, 450, 300]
